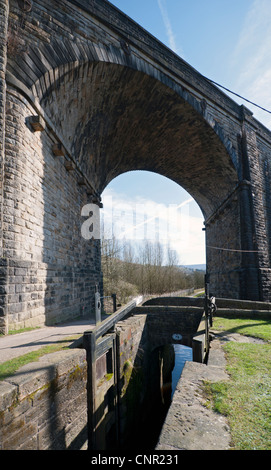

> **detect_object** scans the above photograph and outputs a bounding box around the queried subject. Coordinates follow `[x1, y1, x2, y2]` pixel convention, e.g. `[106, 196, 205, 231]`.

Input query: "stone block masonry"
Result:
[1, 84, 102, 333]
[1, 0, 271, 334]
[0, 1, 9, 334]
[0, 349, 88, 450]
[0, 298, 229, 450]
[115, 314, 149, 448]
[156, 361, 231, 450]
[111, 307, 205, 449]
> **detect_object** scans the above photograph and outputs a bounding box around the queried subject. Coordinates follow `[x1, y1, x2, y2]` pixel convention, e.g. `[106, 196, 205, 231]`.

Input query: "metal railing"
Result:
[94, 291, 117, 324]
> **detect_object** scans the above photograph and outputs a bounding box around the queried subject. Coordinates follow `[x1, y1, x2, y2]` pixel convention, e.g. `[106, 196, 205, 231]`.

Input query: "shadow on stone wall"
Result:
[40, 123, 102, 327]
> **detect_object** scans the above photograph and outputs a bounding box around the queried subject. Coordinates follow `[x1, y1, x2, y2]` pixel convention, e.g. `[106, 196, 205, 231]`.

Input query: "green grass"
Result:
[0, 336, 80, 382]
[205, 316, 271, 450]
[213, 316, 271, 342]
[7, 327, 41, 335]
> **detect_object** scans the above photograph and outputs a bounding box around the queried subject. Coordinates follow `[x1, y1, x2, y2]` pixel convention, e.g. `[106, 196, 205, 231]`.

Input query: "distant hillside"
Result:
[181, 264, 206, 272]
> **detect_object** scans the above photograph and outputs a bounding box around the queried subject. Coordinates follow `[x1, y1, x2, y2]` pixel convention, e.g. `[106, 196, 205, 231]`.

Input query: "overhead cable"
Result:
[207, 245, 260, 253]
[203, 76, 271, 115]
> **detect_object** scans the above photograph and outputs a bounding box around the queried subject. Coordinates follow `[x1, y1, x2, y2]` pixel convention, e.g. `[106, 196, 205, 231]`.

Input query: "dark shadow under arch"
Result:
[39, 60, 239, 220]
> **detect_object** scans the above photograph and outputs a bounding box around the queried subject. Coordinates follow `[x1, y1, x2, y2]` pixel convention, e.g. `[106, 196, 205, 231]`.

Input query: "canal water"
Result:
[171, 344, 193, 398]
[126, 343, 193, 449]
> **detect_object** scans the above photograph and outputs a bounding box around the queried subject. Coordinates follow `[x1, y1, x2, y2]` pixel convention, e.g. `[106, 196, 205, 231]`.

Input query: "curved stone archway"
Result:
[34, 57, 243, 304]
[39, 60, 238, 220]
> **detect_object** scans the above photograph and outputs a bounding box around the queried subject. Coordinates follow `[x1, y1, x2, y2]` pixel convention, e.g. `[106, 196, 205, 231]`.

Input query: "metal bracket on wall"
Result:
[17, 0, 32, 12]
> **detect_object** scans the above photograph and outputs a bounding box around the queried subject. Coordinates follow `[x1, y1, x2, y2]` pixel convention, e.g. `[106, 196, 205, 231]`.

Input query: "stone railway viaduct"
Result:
[1, 0, 271, 333]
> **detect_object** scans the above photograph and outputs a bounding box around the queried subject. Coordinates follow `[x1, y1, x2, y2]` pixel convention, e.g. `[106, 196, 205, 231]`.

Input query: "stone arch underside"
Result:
[6, 27, 239, 219]
[6, 38, 244, 301]
[35, 58, 243, 301]
[37, 60, 239, 220]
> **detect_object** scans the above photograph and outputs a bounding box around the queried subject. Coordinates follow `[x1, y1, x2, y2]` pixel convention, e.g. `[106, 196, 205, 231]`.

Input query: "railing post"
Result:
[95, 288, 101, 324]
[111, 293, 117, 312]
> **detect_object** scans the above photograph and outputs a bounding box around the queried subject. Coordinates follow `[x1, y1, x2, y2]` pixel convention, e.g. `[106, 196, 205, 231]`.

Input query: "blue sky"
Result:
[101, 0, 271, 265]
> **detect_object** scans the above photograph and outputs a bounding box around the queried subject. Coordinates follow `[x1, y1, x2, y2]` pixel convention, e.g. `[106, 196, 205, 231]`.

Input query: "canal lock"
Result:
[115, 342, 193, 450]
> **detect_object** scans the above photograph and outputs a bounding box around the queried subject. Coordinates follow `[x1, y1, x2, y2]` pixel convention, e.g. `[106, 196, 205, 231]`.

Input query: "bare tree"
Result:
[101, 232, 204, 302]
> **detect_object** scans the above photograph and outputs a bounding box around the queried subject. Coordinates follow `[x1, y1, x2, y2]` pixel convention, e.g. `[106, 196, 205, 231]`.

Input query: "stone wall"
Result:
[1, 0, 271, 335]
[134, 306, 203, 350]
[0, 0, 9, 334]
[1, 85, 102, 333]
[205, 198, 242, 299]
[113, 307, 211, 449]
[115, 314, 149, 448]
[113, 308, 205, 449]
[156, 360, 230, 450]
[0, 304, 206, 450]
[88, 313, 150, 450]
[89, 310, 182, 450]
[0, 348, 87, 450]
[243, 123, 271, 300]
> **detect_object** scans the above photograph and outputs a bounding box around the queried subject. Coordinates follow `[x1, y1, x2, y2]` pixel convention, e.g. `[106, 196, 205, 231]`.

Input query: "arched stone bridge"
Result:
[1, 0, 271, 333]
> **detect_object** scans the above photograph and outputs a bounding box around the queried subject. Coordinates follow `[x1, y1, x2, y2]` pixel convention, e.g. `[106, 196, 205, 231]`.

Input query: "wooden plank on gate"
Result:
[83, 331, 97, 450]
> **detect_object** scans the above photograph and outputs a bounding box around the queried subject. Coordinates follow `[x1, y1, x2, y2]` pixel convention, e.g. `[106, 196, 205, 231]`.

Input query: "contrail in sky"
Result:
[121, 197, 193, 237]
[157, 0, 178, 53]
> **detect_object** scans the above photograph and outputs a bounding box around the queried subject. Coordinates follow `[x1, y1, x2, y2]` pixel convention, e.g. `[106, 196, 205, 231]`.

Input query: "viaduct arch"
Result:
[1, 0, 271, 333]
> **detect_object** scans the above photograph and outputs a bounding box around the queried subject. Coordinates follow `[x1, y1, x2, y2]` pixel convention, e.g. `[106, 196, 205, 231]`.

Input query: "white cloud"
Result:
[101, 188, 205, 265]
[170, 215, 206, 265]
[231, 0, 271, 128]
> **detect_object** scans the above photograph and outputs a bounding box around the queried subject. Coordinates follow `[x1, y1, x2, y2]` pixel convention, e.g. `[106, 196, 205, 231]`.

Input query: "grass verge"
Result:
[213, 315, 271, 342]
[204, 316, 271, 450]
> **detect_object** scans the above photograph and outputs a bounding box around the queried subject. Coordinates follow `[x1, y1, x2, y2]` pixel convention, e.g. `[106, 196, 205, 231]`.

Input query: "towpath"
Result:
[0, 318, 95, 364]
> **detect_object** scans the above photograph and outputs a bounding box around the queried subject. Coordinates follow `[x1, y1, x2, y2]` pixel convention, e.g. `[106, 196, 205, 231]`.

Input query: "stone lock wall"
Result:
[115, 314, 149, 448]
[89, 313, 150, 450]
[0, 305, 205, 450]
[107, 308, 203, 449]
[0, 349, 88, 450]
